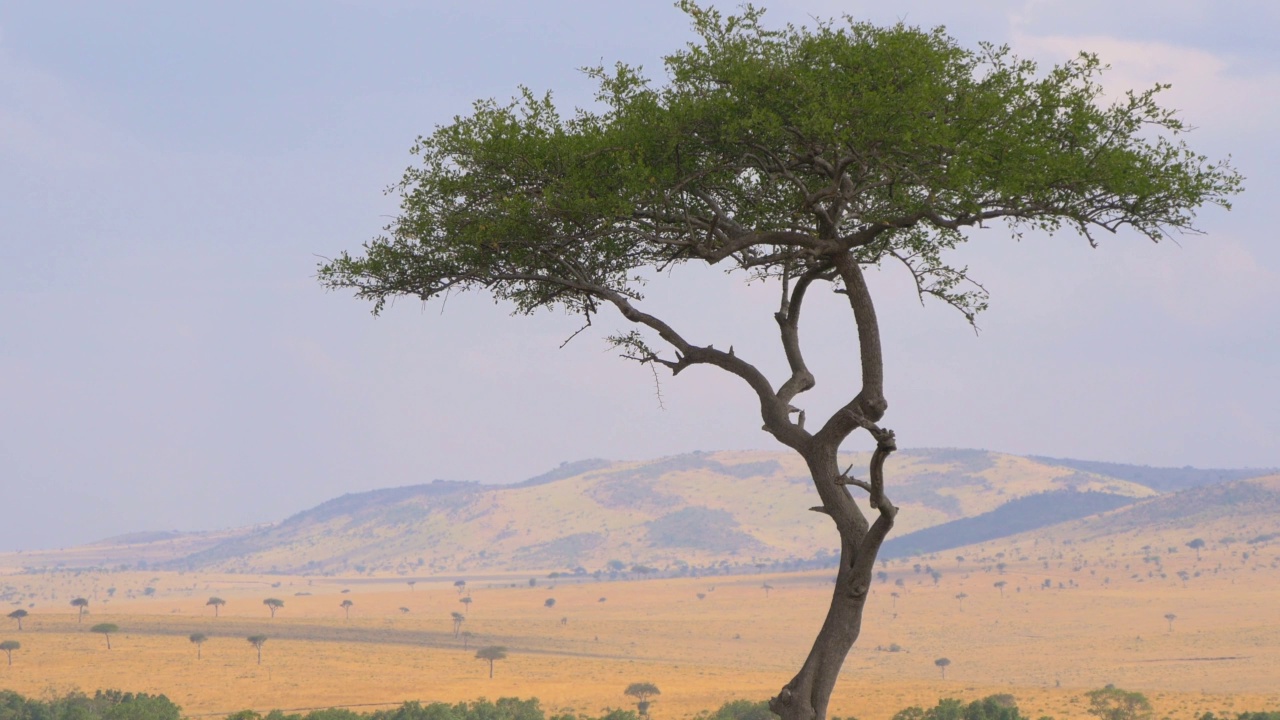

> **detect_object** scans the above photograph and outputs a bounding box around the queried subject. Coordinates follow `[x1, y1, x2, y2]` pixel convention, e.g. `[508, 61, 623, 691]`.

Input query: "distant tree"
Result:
[763, 583, 774, 597]
[625, 683, 662, 716]
[1164, 613, 1177, 632]
[544, 598, 556, 609]
[994, 581, 1007, 598]
[929, 570, 942, 586]
[934, 657, 951, 679]
[247, 635, 267, 665]
[460, 596, 473, 614]
[529, 578, 538, 587]
[7, 609, 27, 631]
[461, 630, 474, 650]
[955, 592, 968, 611]
[451, 611, 466, 638]
[189, 633, 207, 659]
[71, 598, 89, 623]
[206, 597, 226, 617]
[399, 607, 410, 614]
[263, 598, 284, 618]
[697, 593, 707, 600]
[1085, 686, 1153, 720]
[475, 645, 507, 678]
[91, 623, 118, 650]
[454, 580, 466, 594]
[0, 640, 18, 666]
[407, 581, 417, 592]
[340, 599, 354, 619]
[1186, 539, 1205, 560]
[890, 592, 899, 609]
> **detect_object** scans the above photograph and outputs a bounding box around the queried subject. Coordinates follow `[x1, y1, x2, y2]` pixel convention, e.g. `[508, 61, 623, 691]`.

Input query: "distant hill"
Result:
[943, 474, 1280, 562]
[3, 449, 1269, 576]
[880, 489, 1140, 559]
[1026, 456, 1277, 493]
[154, 448, 1161, 574]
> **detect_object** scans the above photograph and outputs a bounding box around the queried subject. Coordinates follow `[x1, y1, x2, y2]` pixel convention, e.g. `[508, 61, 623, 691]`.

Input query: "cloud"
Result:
[1009, 31, 1280, 137]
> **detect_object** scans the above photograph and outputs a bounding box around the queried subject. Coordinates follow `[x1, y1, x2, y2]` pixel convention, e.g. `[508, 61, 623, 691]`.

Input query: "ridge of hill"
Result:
[879, 489, 1141, 559]
[156, 448, 1162, 575]
[1025, 456, 1277, 493]
[5, 450, 1271, 576]
[942, 473, 1280, 563]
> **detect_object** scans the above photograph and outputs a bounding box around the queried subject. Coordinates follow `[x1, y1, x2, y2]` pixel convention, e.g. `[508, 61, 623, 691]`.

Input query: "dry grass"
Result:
[2, 535, 1278, 720]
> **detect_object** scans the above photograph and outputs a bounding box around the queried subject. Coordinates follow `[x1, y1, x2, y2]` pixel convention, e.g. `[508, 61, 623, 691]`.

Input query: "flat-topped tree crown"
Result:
[319, 5, 1239, 720]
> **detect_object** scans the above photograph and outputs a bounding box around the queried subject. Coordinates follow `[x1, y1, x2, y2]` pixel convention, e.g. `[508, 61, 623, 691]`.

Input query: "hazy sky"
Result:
[2, 1, 1277, 552]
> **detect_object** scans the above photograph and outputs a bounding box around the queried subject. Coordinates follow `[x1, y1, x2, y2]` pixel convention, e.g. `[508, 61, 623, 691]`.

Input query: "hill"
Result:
[158, 448, 1161, 574]
[4, 450, 1273, 576]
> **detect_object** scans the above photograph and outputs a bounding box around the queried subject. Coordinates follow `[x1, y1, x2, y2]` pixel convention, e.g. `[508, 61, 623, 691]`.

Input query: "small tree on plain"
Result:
[407, 581, 416, 592]
[935, 657, 951, 679]
[955, 592, 968, 611]
[994, 581, 1007, 598]
[763, 583, 774, 597]
[461, 630, 473, 650]
[451, 611, 466, 638]
[475, 645, 507, 678]
[544, 598, 556, 609]
[1164, 613, 1177, 632]
[1186, 539, 1205, 560]
[263, 598, 284, 618]
[889, 592, 899, 608]
[207, 597, 226, 617]
[71, 598, 89, 623]
[341, 599, 354, 619]
[0, 640, 18, 666]
[247, 634, 267, 665]
[91, 623, 118, 650]
[625, 682, 661, 716]
[7, 609, 27, 631]
[189, 633, 207, 659]
[454, 580, 466, 594]
[460, 596, 473, 614]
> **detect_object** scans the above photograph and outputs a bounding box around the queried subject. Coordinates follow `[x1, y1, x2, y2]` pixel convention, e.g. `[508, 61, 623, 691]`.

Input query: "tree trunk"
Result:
[488, 659, 494, 678]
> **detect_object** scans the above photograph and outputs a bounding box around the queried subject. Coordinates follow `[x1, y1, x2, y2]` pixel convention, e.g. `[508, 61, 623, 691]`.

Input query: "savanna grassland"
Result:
[3, 525, 1279, 720]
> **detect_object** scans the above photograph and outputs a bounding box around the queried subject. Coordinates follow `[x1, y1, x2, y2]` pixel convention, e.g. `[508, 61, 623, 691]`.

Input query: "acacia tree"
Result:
[451, 611, 466, 638]
[319, 5, 1239, 720]
[7, 609, 27, 631]
[625, 683, 662, 716]
[935, 657, 951, 679]
[207, 597, 226, 617]
[247, 634, 267, 665]
[71, 598, 89, 624]
[263, 598, 284, 618]
[1186, 538, 1205, 560]
[341, 599, 354, 619]
[0, 640, 18, 666]
[91, 623, 118, 650]
[475, 645, 507, 678]
[189, 633, 208, 659]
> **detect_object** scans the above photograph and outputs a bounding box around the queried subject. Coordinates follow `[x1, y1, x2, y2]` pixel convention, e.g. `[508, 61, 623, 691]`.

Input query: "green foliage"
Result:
[0, 690, 180, 720]
[623, 684, 661, 703]
[892, 696, 1025, 720]
[694, 700, 779, 720]
[321, 2, 1239, 330]
[1085, 687, 1152, 720]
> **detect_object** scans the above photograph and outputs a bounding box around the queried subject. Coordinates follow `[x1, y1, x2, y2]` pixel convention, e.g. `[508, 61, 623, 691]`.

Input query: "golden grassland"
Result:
[3, 531, 1279, 720]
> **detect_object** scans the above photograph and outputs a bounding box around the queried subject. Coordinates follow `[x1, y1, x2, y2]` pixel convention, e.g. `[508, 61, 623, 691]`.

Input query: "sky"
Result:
[1, 1, 1277, 552]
